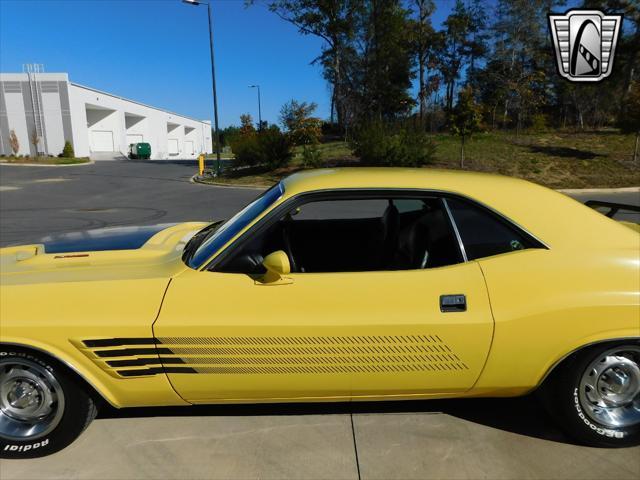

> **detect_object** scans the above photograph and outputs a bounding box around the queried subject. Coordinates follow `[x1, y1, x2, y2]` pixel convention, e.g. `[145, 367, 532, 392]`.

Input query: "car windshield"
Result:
[187, 182, 284, 269]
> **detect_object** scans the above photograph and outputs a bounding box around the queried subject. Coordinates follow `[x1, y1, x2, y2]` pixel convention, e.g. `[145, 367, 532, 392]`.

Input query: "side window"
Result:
[446, 198, 539, 260]
[217, 195, 464, 274]
[294, 199, 388, 220]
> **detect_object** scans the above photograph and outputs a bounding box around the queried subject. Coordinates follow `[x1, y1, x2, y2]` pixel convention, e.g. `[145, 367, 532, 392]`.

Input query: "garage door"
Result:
[168, 139, 179, 156]
[90, 131, 114, 152]
[126, 134, 143, 145]
[184, 140, 195, 155]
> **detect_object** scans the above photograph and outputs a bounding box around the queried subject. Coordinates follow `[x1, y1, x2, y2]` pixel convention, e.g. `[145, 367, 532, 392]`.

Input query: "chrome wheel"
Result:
[0, 359, 65, 440]
[579, 346, 640, 429]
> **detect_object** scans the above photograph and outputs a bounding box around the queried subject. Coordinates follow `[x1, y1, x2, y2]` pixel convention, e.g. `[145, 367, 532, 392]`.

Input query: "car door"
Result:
[153, 192, 494, 403]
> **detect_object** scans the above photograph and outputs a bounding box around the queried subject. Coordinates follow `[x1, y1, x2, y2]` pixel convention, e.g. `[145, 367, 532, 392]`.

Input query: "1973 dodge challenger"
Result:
[1, 168, 638, 457]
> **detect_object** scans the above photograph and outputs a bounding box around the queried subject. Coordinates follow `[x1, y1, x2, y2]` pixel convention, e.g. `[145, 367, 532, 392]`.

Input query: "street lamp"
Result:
[182, 0, 221, 175]
[248, 84, 262, 130]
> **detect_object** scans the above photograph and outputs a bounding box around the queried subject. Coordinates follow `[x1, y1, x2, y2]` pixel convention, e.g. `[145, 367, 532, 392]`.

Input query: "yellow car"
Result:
[1, 168, 638, 457]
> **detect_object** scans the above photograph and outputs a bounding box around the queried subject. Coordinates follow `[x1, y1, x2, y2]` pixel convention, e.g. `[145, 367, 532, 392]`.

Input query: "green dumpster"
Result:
[128, 142, 151, 160]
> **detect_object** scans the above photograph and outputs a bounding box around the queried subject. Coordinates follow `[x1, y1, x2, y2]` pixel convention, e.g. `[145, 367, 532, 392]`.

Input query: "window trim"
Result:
[442, 198, 469, 262]
[203, 188, 548, 272]
[188, 182, 285, 269]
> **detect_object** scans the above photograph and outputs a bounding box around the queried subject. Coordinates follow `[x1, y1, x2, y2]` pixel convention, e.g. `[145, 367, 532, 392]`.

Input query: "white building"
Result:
[0, 72, 213, 160]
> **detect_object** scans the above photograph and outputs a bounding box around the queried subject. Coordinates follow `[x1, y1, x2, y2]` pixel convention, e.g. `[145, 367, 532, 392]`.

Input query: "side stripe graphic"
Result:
[79, 335, 468, 378]
[106, 357, 186, 367]
[82, 338, 160, 348]
[117, 367, 198, 377]
[94, 347, 173, 358]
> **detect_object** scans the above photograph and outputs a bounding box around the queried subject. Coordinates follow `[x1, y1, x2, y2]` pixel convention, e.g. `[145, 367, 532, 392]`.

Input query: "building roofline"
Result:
[0, 72, 210, 126]
[70, 82, 211, 125]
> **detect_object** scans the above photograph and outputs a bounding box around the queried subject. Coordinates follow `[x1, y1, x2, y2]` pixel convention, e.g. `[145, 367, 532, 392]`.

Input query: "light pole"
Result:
[182, 0, 221, 175]
[248, 84, 262, 130]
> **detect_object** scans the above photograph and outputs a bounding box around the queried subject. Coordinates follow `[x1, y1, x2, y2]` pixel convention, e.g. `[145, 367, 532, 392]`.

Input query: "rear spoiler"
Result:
[585, 200, 640, 218]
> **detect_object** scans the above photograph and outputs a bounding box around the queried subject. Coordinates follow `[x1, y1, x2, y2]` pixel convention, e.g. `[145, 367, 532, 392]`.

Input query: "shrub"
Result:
[231, 126, 292, 170]
[528, 114, 548, 133]
[259, 126, 293, 169]
[301, 144, 324, 168]
[231, 135, 260, 167]
[61, 141, 74, 158]
[350, 121, 436, 167]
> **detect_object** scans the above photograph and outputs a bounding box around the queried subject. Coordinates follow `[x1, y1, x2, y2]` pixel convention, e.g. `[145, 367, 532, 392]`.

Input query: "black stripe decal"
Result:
[83, 338, 161, 348]
[116, 367, 197, 377]
[95, 347, 173, 358]
[107, 357, 185, 367]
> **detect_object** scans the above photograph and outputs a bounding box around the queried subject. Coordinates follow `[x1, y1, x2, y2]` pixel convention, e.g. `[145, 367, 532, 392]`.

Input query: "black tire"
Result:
[0, 347, 97, 458]
[540, 342, 640, 448]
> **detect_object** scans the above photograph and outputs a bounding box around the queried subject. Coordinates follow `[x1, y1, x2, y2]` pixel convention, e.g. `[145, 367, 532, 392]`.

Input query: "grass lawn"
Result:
[0, 156, 90, 165]
[205, 152, 236, 160]
[431, 131, 640, 189]
[199, 131, 640, 189]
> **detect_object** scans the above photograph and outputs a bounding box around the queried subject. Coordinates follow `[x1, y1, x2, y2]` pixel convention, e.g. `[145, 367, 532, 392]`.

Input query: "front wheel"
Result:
[0, 348, 97, 458]
[542, 343, 640, 447]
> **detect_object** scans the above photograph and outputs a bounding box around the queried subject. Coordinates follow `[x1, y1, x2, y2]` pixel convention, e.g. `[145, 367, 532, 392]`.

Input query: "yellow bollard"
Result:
[198, 154, 205, 176]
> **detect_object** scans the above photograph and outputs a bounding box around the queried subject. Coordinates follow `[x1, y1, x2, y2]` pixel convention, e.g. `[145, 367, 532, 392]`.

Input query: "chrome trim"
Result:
[577, 346, 640, 428]
[538, 337, 640, 386]
[0, 342, 117, 408]
[442, 198, 468, 262]
[0, 357, 66, 440]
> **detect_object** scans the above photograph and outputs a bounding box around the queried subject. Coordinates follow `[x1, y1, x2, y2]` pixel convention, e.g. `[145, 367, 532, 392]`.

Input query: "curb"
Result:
[557, 187, 639, 194]
[0, 160, 94, 168]
[190, 174, 267, 190]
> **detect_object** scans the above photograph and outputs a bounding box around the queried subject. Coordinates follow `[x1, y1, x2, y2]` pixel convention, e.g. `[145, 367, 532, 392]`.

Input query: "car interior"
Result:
[217, 196, 464, 274]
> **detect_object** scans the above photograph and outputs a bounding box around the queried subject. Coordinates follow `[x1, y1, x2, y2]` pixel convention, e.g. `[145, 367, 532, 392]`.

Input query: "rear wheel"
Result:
[0, 347, 97, 458]
[543, 343, 640, 447]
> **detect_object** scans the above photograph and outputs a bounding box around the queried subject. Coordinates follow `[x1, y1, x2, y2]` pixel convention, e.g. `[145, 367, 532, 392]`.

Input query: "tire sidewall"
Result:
[0, 348, 94, 459]
[556, 343, 640, 448]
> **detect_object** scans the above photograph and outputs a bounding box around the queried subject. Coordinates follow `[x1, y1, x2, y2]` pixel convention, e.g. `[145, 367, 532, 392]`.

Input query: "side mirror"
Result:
[259, 250, 293, 285]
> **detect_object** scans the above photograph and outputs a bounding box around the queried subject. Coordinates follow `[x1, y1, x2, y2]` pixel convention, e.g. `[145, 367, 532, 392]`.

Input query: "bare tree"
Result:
[9, 129, 19, 156]
[30, 129, 41, 156]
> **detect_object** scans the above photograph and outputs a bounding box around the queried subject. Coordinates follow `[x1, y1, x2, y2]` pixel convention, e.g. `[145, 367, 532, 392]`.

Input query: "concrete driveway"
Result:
[0, 161, 639, 480]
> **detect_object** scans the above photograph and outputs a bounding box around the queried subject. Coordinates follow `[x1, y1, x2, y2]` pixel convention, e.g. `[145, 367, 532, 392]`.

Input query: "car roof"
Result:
[282, 168, 529, 196]
[280, 168, 637, 250]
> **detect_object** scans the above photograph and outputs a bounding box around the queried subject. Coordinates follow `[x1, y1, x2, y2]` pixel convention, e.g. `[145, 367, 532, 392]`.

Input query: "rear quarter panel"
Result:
[472, 247, 640, 395]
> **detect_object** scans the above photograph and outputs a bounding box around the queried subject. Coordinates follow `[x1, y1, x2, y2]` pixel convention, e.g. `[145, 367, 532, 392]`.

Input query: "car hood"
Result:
[0, 221, 211, 285]
[40, 223, 179, 254]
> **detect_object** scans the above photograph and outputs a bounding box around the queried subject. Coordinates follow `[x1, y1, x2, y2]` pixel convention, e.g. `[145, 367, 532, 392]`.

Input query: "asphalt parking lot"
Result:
[1, 161, 639, 480]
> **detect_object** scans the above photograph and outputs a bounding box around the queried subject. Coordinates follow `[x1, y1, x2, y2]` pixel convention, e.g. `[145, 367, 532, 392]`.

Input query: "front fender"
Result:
[1, 337, 188, 408]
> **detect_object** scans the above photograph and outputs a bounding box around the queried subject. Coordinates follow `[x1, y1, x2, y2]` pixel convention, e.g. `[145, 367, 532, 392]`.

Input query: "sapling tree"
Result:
[450, 86, 482, 168]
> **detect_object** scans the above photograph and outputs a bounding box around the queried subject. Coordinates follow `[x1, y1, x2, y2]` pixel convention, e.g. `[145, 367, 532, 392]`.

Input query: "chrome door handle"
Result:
[440, 294, 466, 312]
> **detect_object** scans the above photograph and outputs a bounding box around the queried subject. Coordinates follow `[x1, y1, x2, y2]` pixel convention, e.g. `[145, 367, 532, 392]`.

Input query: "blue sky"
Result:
[0, 0, 462, 127]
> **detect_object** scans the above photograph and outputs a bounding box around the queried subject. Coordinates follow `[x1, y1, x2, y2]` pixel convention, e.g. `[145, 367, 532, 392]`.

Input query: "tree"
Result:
[434, 0, 474, 112]
[220, 125, 241, 148]
[279, 99, 322, 145]
[8, 129, 19, 156]
[620, 81, 640, 162]
[239, 114, 256, 136]
[450, 86, 482, 168]
[361, 0, 415, 120]
[407, 0, 436, 124]
[30, 129, 40, 156]
[481, 0, 557, 132]
[262, 0, 362, 128]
